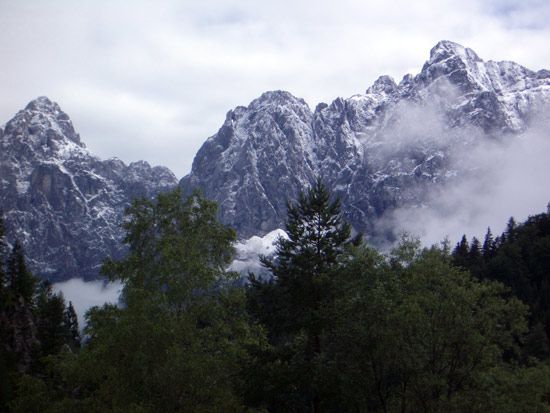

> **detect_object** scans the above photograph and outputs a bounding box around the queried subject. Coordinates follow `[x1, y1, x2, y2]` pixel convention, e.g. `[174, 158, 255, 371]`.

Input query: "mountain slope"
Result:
[181, 40, 550, 239]
[0, 97, 177, 281]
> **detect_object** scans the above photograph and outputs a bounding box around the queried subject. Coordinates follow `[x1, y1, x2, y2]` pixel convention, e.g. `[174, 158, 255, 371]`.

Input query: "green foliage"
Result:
[0, 215, 79, 412]
[254, 179, 353, 334]
[459, 211, 550, 361]
[5, 186, 550, 411]
[326, 243, 531, 412]
[247, 179, 356, 411]
[38, 187, 265, 412]
[7, 241, 37, 304]
[35, 281, 72, 359]
[64, 301, 80, 350]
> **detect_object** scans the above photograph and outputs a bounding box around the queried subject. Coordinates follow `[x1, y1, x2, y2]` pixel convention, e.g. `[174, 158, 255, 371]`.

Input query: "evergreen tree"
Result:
[468, 237, 483, 277]
[482, 227, 495, 259]
[35, 282, 68, 358]
[7, 241, 36, 304]
[260, 179, 353, 332]
[64, 301, 80, 350]
[506, 216, 517, 242]
[452, 234, 470, 269]
[469, 237, 481, 259]
[248, 179, 356, 412]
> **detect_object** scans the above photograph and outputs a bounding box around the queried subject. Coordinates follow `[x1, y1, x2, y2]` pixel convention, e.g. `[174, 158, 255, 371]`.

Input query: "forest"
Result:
[1, 182, 550, 412]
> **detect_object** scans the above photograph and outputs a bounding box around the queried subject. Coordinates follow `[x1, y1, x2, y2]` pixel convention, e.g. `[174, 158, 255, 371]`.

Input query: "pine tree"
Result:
[7, 241, 36, 304]
[506, 217, 517, 242]
[64, 301, 80, 349]
[468, 237, 483, 276]
[35, 282, 67, 357]
[260, 179, 353, 333]
[452, 235, 470, 269]
[482, 227, 495, 259]
[250, 179, 356, 412]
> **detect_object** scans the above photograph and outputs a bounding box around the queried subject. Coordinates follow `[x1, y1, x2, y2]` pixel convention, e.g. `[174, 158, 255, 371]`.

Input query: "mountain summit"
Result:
[181, 40, 550, 239]
[2, 40, 549, 280]
[0, 98, 177, 281]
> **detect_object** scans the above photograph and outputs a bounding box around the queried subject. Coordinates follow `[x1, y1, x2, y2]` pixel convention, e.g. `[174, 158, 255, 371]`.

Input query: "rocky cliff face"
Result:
[0, 97, 177, 281]
[2, 40, 549, 280]
[181, 41, 550, 240]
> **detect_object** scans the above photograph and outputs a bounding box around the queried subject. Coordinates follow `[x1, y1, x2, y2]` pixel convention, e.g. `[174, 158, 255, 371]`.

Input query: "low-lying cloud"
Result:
[53, 278, 122, 329]
[380, 108, 550, 247]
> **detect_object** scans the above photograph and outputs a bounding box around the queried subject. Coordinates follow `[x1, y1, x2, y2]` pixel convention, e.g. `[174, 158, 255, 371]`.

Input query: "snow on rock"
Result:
[4, 41, 550, 281]
[0, 97, 178, 281]
[180, 40, 550, 243]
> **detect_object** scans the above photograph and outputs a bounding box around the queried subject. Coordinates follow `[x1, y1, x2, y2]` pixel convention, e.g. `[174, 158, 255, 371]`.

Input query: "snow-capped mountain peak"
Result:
[0, 98, 177, 281]
[427, 40, 481, 66]
[181, 40, 550, 241]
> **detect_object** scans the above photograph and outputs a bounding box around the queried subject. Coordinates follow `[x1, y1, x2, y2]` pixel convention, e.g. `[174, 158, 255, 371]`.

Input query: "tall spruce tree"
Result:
[7, 241, 36, 304]
[482, 227, 495, 259]
[260, 179, 353, 333]
[248, 179, 357, 412]
[452, 234, 470, 269]
[35, 282, 69, 358]
[468, 237, 483, 277]
[64, 301, 80, 350]
[506, 217, 517, 242]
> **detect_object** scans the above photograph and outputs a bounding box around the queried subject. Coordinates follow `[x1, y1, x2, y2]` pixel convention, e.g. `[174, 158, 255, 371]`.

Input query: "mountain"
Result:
[2, 40, 550, 281]
[180, 40, 550, 240]
[0, 97, 177, 281]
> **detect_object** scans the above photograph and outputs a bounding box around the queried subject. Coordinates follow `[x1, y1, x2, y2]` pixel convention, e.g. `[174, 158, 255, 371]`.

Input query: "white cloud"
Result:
[53, 278, 122, 329]
[1, 0, 550, 177]
[381, 112, 550, 247]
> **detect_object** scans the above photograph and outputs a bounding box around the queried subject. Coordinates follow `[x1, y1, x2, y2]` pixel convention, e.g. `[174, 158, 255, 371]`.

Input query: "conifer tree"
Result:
[35, 282, 68, 357]
[259, 179, 353, 334]
[249, 179, 357, 412]
[64, 301, 80, 349]
[468, 237, 483, 276]
[482, 227, 495, 259]
[452, 235, 470, 269]
[506, 217, 517, 242]
[7, 241, 36, 304]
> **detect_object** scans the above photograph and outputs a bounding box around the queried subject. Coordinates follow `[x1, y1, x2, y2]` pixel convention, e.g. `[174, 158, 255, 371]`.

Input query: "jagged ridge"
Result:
[181, 40, 550, 239]
[0, 97, 178, 281]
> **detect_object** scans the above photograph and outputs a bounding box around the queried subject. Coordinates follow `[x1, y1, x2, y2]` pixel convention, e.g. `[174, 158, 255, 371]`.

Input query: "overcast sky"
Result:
[1, 0, 550, 177]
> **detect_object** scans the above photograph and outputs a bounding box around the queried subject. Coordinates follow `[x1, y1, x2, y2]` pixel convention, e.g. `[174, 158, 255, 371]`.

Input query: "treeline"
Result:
[1, 185, 550, 412]
[452, 210, 550, 360]
[0, 215, 80, 412]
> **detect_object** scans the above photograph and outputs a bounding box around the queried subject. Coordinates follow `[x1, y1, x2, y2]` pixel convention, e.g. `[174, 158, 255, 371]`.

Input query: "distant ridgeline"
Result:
[1, 40, 550, 281]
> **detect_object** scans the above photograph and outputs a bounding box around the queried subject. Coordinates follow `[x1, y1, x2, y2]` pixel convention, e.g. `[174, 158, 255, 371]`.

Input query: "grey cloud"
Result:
[53, 279, 122, 329]
[1, 0, 550, 178]
[379, 110, 550, 247]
